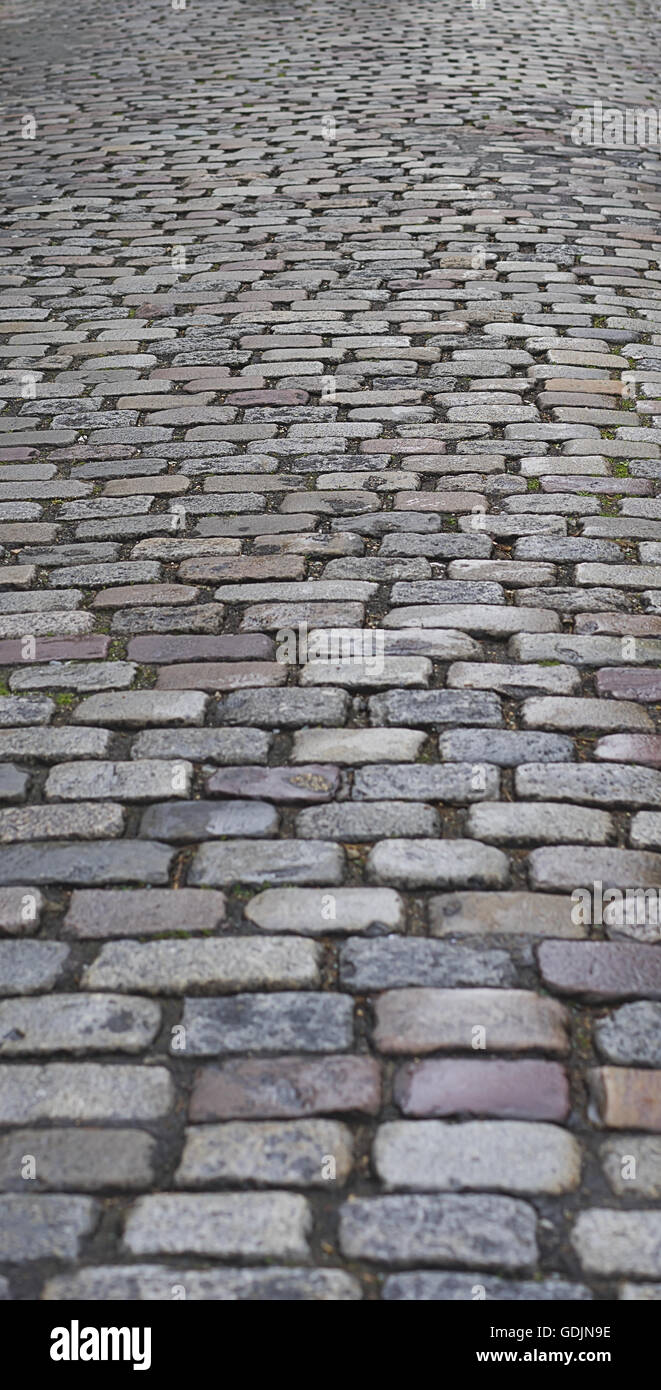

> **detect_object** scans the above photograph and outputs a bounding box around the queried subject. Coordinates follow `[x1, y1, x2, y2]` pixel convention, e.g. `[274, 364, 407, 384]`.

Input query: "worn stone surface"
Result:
[176, 1120, 353, 1187]
[189, 839, 344, 887]
[0, 941, 69, 995]
[123, 1193, 311, 1259]
[0, 1196, 98, 1261]
[181, 992, 354, 1055]
[339, 938, 514, 991]
[374, 989, 569, 1055]
[368, 839, 509, 889]
[429, 892, 581, 938]
[394, 1059, 570, 1122]
[140, 799, 279, 842]
[190, 1056, 381, 1121]
[595, 1003, 661, 1068]
[244, 887, 404, 936]
[0, 994, 161, 1055]
[207, 765, 340, 803]
[383, 1273, 591, 1301]
[588, 1067, 661, 1131]
[83, 937, 320, 994]
[1, 0, 659, 1300]
[0, 841, 174, 886]
[572, 1211, 661, 1278]
[600, 1136, 661, 1197]
[0, 1130, 156, 1192]
[0, 1066, 173, 1123]
[64, 889, 227, 938]
[43, 1266, 362, 1301]
[374, 1121, 581, 1193]
[339, 1195, 538, 1269]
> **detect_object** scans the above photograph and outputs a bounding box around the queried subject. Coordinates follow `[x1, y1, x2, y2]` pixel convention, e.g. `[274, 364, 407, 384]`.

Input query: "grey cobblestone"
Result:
[83, 937, 321, 994]
[124, 1193, 311, 1260]
[339, 1195, 538, 1269]
[181, 993, 353, 1055]
[0, 994, 161, 1054]
[0, 1196, 98, 1262]
[43, 1266, 361, 1301]
[374, 1121, 581, 1193]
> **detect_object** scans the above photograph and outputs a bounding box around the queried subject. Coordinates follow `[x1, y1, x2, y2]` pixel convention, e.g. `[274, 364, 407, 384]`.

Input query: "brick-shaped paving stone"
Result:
[588, 1068, 661, 1131]
[339, 1195, 538, 1269]
[0, 1197, 98, 1262]
[374, 989, 569, 1055]
[394, 1059, 569, 1121]
[176, 1120, 353, 1187]
[43, 1267, 361, 1301]
[595, 1003, 661, 1067]
[572, 1211, 661, 1278]
[181, 993, 354, 1055]
[374, 1121, 581, 1193]
[189, 1056, 381, 1121]
[123, 1193, 311, 1260]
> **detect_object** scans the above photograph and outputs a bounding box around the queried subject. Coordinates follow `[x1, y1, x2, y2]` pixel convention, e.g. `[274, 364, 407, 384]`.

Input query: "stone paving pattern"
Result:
[0, 0, 661, 1301]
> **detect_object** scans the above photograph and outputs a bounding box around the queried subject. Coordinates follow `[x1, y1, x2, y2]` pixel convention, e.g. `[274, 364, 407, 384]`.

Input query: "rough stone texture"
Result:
[394, 1059, 570, 1121]
[339, 938, 515, 991]
[588, 1068, 661, 1132]
[429, 892, 581, 938]
[0, 1065, 173, 1123]
[374, 989, 569, 1055]
[0, 802, 125, 842]
[64, 888, 227, 937]
[368, 840, 509, 889]
[0, 1196, 98, 1261]
[244, 887, 404, 935]
[0, 941, 69, 994]
[190, 1056, 381, 1120]
[467, 802, 612, 846]
[600, 1136, 661, 1197]
[189, 839, 344, 887]
[123, 1194, 311, 1259]
[176, 1120, 353, 1187]
[2, 0, 659, 1301]
[0, 994, 161, 1054]
[339, 1195, 538, 1269]
[572, 1211, 661, 1278]
[383, 1273, 591, 1301]
[83, 937, 321, 994]
[538, 940, 661, 1000]
[43, 1266, 362, 1301]
[374, 1121, 581, 1193]
[595, 1003, 661, 1067]
[45, 760, 194, 803]
[0, 1130, 156, 1192]
[182, 992, 354, 1055]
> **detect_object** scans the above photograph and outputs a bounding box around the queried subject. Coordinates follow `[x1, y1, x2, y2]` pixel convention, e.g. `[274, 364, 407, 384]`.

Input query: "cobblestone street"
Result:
[1, 0, 661, 1301]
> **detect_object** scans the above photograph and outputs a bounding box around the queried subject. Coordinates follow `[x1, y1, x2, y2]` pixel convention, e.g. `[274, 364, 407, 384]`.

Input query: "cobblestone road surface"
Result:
[1, 0, 661, 1302]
